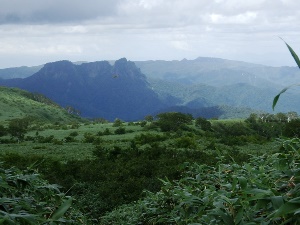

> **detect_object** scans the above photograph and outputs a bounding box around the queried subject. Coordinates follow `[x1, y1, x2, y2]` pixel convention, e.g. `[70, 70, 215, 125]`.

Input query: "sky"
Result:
[0, 0, 300, 68]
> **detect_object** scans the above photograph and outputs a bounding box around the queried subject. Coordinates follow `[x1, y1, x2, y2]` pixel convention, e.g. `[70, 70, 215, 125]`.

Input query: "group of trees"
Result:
[0, 117, 31, 142]
[246, 112, 298, 123]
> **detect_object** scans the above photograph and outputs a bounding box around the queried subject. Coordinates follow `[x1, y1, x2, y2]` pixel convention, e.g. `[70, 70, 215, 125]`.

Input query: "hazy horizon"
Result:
[1, 0, 300, 68]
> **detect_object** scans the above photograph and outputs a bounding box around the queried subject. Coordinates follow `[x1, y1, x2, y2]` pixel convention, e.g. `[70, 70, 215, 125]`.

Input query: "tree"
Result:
[0, 124, 7, 137]
[155, 112, 193, 132]
[275, 112, 288, 123]
[195, 117, 212, 131]
[287, 111, 298, 122]
[113, 118, 124, 127]
[284, 118, 300, 137]
[144, 115, 154, 122]
[7, 117, 30, 142]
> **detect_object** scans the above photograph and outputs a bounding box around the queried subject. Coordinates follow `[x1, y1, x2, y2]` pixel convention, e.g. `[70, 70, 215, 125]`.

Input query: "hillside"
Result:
[0, 86, 82, 123]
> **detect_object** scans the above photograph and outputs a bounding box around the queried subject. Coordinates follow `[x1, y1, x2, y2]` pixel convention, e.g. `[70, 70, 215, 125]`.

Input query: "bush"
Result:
[175, 136, 197, 148]
[83, 132, 95, 143]
[0, 163, 86, 224]
[0, 125, 7, 137]
[155, 112, 193, 132]
[195, 117, 212, 131]
[114, 127, 126, 134]
[284, 118, 300, 137]
[101, 138, 300, 224]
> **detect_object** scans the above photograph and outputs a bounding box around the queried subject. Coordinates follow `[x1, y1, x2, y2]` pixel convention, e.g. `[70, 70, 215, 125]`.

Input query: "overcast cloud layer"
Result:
[0, 0, 299, 68]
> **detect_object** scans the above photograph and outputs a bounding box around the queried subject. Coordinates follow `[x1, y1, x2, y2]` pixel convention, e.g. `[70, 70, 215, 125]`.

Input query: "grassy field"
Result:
[0, 86, 82, 124]
[1, 120, 280, 161]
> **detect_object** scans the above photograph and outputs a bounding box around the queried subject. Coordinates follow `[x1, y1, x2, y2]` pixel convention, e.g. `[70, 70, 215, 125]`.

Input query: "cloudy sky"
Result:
[0, 0, 299, 68]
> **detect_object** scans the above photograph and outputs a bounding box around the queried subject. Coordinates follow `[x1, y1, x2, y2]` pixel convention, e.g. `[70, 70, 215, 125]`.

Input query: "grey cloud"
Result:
[0, 0, 122, 24]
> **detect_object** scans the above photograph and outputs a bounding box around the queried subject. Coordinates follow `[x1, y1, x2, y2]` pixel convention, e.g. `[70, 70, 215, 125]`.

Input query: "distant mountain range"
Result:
[0, 59, 163, 121]
[0, 57, 299, 121]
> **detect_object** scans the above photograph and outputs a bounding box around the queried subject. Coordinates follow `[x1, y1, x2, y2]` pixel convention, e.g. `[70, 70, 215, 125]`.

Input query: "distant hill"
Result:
[135, 57, 300, 88]
[148, 78, 300, 115]
[0, 65, 43, 79]
[0, 59, 164, 121]
[1, 57, 300, 120]
[0, 86, 81, 123]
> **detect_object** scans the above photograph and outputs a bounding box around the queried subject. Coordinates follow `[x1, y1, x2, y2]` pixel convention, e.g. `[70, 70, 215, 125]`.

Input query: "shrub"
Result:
[0, 125, 7, 137]
[83, 132, 95, 143]
[155, 112, 193, 132]
[69, 131, 79, 137]
[114, 127, 126, 134]
[195, 117, 212, 131]
[112, 118, 124, 127]
[101, 138, 300, 224]
[284, 118, 300, 137]
[175, 136, 197, 148]
[0, 163, 86, 224]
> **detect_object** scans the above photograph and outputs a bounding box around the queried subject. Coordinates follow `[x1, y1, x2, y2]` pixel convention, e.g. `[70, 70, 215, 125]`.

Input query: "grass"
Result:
[1, 120, 279, 162]
[0, 142, 95, 161]
[0, 86, 82, 124]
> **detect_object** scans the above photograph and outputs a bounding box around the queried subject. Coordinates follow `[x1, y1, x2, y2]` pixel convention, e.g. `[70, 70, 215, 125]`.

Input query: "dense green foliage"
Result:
[0, 163, 85, 224]
[0, 111, 295, 223]
[101, 138, 300, 224]
[0, 86, 83, 123]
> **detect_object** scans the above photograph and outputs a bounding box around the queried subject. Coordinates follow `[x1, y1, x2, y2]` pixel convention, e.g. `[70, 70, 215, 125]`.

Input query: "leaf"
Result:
[280, 37, 300, 69]
[270, 196, 284, 209]
[272, 197, 300, 217]
[273, 84, 300, 110]
[238, 176, 247, 190]
[272, 38, 300, 110]
[50, 197, 72, 221]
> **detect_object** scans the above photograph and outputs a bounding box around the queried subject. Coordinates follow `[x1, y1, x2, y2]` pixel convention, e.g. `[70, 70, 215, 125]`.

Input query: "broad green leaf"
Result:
[238, 176, 247, 190]
[50, 197, 72, 221]
[272, 200, 300, 217]
[270, 196, 284, 209]
[234, 207, 243, 224]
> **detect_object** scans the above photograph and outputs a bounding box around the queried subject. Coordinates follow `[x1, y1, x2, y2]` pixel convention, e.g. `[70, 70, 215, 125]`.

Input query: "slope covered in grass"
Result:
[0, 86, 81, 123]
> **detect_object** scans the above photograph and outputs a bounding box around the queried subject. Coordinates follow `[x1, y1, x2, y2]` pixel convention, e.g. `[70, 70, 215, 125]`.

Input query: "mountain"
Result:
[1, 57, 300, 119]
[135, 57, 300, 88]
[0, 65, 43, 79]
[135, 57, 300, 114]
[0, 86, 81, 123]
[0, 59, 164, 121]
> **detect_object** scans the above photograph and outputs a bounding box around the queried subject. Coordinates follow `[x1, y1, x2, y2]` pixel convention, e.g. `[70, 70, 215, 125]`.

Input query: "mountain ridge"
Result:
[0, 58, 164, 121]
[1, 57, 300, 120]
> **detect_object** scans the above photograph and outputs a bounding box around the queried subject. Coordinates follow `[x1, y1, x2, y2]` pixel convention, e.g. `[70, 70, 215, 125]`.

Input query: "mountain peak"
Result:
[113, 58, 145, 80]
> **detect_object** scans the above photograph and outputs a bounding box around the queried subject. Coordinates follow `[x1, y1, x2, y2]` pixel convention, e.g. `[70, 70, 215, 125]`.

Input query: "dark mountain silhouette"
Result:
[0, 58, 164, 121]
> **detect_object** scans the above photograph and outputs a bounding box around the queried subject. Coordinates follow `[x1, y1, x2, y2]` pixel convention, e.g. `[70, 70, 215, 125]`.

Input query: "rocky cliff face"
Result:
[0, 58, 164, 121]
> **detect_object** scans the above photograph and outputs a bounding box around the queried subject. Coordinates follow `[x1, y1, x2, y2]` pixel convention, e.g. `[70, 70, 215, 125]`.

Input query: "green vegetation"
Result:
[0, 86, 83, 123]
[1, 41, 300, 224]
[102, 138, 300, 224]
[0, 162, 85, 224]
[0, 111, 296, 223]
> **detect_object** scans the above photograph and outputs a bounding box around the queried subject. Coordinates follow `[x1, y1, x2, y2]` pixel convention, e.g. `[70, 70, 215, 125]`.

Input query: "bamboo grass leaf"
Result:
[50, 197, 73, 221]
[273, 84, 300, 110]
[273, 39, 300, 110]
[280, 37, 300, 69]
